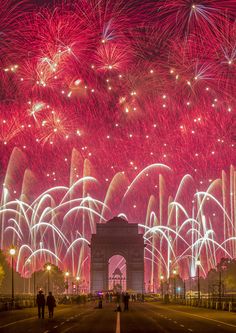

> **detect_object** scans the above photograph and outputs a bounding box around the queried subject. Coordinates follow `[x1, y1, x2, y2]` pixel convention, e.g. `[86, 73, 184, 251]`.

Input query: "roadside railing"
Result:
[168, 295, 236, 312]
[0, 294, 89, 312]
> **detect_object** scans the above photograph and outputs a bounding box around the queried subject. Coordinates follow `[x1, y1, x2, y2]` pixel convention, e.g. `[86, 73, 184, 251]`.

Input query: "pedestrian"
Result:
[36, 290, 45, 319]
[123, 292, 130, 311]
[98, 295, 103, 308]
[46, 291, 56, 318]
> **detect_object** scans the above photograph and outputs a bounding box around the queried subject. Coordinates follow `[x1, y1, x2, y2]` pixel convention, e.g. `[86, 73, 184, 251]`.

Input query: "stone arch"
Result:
[90, 216, 144, 293]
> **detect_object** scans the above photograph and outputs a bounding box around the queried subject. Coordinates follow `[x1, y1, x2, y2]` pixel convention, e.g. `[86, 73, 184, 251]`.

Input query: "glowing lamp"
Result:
[9, 248, 16, 256]
[196, 259, 201, 266]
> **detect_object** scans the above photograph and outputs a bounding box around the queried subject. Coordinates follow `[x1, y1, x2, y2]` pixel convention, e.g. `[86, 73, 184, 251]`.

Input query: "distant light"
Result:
[9, 248, 16, 256]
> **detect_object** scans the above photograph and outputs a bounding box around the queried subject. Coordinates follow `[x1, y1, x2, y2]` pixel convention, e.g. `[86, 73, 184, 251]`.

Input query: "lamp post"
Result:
[160, 275, 164, 300]
[46, 264, 51, 294]
[196, 259, 201, 302]
[9, 247, 16, 306]
[65, 272, 69, 295]
[33, 270, 36, 305]
[26, 259, 31, 294]
[76, 276, 80, 295]
[183, 280, 186, 300]
[219, 269, 222, 304]
[173, 269, 177, 299]
[23, 257, 27, 294]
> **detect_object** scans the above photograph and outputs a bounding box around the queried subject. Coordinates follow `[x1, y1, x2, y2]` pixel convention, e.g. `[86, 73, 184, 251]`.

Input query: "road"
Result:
[1, 301, 236, 333]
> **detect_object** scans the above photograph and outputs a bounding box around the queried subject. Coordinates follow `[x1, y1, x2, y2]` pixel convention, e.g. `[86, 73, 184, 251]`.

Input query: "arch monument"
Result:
[90, 216, 144, 293]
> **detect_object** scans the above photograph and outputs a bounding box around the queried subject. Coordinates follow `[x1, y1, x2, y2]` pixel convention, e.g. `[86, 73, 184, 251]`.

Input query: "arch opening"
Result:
[108, 255, 126, 292]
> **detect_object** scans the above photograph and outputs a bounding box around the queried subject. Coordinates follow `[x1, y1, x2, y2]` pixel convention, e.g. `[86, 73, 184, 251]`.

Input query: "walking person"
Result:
[46, 291, 56, 318]
[36, 290, 45, 319]
[123, 292, 130, 311]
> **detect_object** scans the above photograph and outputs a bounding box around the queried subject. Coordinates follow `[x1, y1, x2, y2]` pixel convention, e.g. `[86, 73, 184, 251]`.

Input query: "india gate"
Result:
[90, 216, 144, 293]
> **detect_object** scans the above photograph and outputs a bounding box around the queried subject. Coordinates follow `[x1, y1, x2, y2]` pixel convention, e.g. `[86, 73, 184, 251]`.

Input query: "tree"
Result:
[0, 250, 24, 294]
[34, 263, 65, 295]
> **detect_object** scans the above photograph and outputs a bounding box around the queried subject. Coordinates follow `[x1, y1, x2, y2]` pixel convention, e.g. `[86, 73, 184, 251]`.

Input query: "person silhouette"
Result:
[123, 292, 130, 311]
[46, 291, 56, 318]
[36, 290, 45, 319]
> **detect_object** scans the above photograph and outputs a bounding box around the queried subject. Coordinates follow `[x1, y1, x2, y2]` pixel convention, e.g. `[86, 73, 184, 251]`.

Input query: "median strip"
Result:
[116, 311, 120, 333]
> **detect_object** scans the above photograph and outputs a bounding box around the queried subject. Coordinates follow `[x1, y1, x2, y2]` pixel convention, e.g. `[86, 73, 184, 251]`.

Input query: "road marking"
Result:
[188, 329, 193, 332]
[61, 321, 65, 325]
[116, 311, 120, 333]
[0, 308, 67, 329]
[0, 316, 38, 328]
[162, 307, 236, 329]
[180, 324, 184, 327]
[53, 325, 58, 328]
[174, 321, 178, 324]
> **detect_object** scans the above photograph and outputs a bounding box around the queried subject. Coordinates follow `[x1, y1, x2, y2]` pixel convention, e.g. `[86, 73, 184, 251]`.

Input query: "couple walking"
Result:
[36, 290, 56, 319]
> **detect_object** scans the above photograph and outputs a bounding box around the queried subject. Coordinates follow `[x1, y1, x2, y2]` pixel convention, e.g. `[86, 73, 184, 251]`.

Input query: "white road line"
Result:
[0, 308, 67, 329]
[0, 316, 38, 328]
[188, 329, 193, 332]
[180, 324, 184, 327]
[162, 307, 236, 329]
[116, 312, 120, 333]
[174, 321, 178, 324]
[53, 325, 58, 328]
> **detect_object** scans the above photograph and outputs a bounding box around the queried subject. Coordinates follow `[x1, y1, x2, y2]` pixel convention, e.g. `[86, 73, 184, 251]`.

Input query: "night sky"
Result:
[0, 0, 235, 195]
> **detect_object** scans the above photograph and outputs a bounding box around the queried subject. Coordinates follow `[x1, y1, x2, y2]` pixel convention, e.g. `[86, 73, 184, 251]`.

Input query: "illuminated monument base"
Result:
[90, 217, 144, 294]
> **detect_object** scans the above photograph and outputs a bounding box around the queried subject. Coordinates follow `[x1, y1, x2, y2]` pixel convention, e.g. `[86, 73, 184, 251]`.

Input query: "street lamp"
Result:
[173, 269, 177, 299]
[9, 247, 16, 306]
[196, 259, 201, 302]
[46, 264, 51, 294]
[160, 275, 164, 300]
[76, 276, 80, 295]
[65, 272, 69, 294]
[25, 258, 31, 294]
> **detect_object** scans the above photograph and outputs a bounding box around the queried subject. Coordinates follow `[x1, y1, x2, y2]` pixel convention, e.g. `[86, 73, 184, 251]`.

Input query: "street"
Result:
[0, 301, 236, 333]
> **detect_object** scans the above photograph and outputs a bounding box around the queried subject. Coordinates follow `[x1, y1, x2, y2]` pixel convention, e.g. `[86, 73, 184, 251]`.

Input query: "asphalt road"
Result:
[1, 301, 236, 333]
